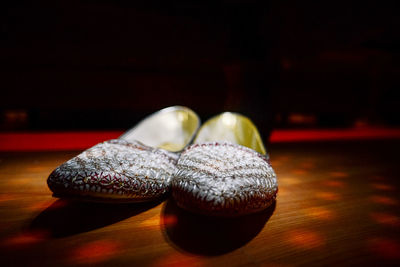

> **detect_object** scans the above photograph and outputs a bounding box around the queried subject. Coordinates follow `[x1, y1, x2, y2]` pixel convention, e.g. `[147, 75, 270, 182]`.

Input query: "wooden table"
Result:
[1, 139, 400, 266]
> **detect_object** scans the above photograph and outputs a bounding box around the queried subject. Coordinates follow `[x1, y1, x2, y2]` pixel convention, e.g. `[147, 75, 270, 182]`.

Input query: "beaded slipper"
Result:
[47, 106, 200, 202]
[171, 112, 277, 216]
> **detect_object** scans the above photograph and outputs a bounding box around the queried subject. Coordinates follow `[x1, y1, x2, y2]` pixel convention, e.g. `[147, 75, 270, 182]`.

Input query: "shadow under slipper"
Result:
[161, 199, 276, 256]
[28, 198, 162, 238]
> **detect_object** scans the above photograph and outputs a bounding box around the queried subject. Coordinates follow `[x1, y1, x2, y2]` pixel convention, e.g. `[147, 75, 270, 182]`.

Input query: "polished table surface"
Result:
[0, 138, 400, 266]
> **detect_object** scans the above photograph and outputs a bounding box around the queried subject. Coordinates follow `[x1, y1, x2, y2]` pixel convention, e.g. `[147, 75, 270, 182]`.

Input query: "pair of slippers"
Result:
[47, 106, 278, 216]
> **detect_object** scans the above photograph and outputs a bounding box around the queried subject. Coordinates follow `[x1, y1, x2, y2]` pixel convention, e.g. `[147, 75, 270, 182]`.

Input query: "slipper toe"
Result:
[47, 139, 178, 202]
[172, 142, 278, 216]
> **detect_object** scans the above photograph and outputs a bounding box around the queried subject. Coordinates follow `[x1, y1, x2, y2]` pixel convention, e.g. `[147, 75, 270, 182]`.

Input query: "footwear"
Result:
[171, 112, 277, 216]
[47, 106, 200, 202]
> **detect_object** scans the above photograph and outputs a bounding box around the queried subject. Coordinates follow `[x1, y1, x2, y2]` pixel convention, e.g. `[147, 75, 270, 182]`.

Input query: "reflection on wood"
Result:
[0, 141, 400, 266]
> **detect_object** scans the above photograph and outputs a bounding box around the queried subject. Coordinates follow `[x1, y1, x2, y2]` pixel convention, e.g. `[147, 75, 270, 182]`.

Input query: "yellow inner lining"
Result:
[193, 112, 267, 155]
[120, 107, 200, 152]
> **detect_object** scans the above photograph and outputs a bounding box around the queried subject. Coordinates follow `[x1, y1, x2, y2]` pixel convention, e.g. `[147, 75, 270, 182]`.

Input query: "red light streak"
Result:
[370, 183, 396, 191]
[1, 128, 399, 151]
[285, 229, 325, 249]
[70, 240, 120, 264]
[367, 237, 400, 259]
[370, 212, 400, 227]
[370, 196, 398, 206]
[151, 253, 203, 267]
[2, 230, 49, 247]
[303, 207, 336, 221]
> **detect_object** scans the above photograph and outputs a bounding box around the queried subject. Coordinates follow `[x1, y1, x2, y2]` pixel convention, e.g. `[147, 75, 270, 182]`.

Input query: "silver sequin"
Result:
[171, 142, 278, 216]
[47, 139, 178, 202]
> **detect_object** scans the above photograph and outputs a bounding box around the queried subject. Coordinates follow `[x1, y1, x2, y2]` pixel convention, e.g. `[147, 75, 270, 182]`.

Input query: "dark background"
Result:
[1, 0, 399, 133]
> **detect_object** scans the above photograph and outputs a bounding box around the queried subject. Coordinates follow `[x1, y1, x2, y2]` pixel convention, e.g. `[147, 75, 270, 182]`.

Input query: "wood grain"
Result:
[0, 140, 399, 266]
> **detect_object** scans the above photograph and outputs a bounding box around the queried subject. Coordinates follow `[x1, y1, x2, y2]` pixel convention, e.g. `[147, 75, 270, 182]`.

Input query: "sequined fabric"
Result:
[47, 139, 179, 202]
[172, 142, 278, 216]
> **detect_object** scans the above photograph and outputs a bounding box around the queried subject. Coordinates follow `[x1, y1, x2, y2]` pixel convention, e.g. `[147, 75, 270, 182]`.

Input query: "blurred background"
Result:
[1, 0, 399, 136]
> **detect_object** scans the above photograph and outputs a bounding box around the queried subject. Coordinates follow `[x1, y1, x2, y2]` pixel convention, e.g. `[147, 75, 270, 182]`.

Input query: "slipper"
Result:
[171, 112, 277, 216]
[47, 106, 200, 202]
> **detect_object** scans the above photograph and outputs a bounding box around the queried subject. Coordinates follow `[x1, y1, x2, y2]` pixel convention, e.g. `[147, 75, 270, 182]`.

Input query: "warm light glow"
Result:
[371, 175, 385, 181]
[315, 192, 341, 201]
[370, 196, 398, 206]
[25, 166, 48, 172]
[329, 171, 349, 178]
[162, 215, 178, 226]
[140, 214, 177, 228]
[278, 176, 301, 186]
[140, 215, 161, 228]
[2, 230, 49, 247]
[270, 160, 283, 167]
[367, 237, 400, 259]
[277, 187, 288, 196]
[4, 110, 28, 123]
[303, 207, 336, 221]
[370, 212, 400, 227]
[322, 180, 346, 188]
[291, 169, 307, 175]
[274, 156, 290, 162]
[70, 240, 120, 264]
[287, 113, 317, 125]
[0, 193, 18, 203]
[9, 178, 32, 185]
[285, 229, 325, 249]
[151, 253, 203, 267]
[300, 162, 315, 169]
[370, 183, 396, 191]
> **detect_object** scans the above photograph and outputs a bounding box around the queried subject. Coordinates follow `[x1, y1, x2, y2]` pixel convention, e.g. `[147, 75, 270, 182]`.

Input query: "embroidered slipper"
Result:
[171, 112, 277, 216]
[47, 106, 200, 203]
